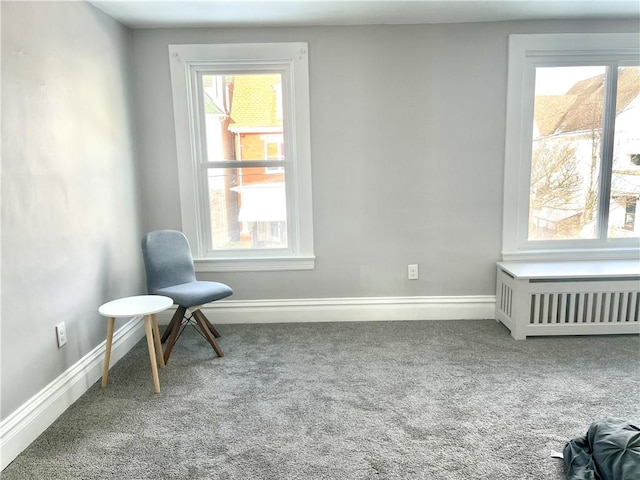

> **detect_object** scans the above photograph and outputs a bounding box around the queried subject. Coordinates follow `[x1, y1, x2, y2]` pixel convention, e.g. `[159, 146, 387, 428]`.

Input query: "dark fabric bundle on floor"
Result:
[564, 418, 640, 480]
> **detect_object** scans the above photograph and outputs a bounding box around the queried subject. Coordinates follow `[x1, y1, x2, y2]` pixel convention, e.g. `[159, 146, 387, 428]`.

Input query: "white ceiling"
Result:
[89, 0, 640, 29]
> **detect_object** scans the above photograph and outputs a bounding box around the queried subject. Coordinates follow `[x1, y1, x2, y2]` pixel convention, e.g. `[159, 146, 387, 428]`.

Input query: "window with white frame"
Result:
[168, 43, 314, 271]
[502, 33, 640, 261]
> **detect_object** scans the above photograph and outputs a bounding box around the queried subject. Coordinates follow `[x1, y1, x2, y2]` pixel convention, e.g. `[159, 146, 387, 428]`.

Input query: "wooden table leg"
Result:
[151, 314, 165, 369]
[101, 317, 116, 388]
[144, 316, 161, 393]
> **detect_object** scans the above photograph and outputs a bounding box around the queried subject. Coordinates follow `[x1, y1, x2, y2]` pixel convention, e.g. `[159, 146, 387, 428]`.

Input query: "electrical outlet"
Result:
[408, 264, 419, 280]
[55, 322, 67, 348]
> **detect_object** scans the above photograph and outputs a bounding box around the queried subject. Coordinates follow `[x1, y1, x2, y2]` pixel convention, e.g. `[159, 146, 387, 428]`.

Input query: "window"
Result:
[503, 34, 640, 261]
[169, 43, 314, 271]
[631, 154, 640, 166]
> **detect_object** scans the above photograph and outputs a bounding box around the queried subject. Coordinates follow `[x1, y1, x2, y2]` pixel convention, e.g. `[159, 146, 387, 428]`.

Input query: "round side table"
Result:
[98, 295, 173, 393]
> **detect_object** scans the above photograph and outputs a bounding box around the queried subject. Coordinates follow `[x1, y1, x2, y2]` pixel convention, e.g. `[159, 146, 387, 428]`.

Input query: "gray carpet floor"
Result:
[3, 319, 639, 479]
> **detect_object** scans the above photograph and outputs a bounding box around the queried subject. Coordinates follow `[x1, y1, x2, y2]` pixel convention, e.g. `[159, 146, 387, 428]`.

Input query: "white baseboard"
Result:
[158, 295, 497, 324]
[0, 317, 145, 471]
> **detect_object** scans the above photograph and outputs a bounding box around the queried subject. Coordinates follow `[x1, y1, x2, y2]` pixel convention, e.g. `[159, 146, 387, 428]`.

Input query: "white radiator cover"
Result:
[496, 261, 640, 339]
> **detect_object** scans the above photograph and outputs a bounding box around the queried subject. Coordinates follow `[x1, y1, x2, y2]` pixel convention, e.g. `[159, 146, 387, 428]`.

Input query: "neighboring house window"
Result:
[502, 33, 640, 261]
[262, 134, 285, 173]
[169, 43, 314, 271]
[623, 197, 637, 231]
[631, 154, 640, 166]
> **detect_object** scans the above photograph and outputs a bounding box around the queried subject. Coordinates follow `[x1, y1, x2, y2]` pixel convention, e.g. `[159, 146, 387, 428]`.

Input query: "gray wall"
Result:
[1, 2, 144, 419]
[131, 19, 639, 300]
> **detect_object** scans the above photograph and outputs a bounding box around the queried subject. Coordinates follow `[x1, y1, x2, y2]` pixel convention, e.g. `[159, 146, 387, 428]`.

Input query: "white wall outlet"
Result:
[408, 264, 419, 280]
[55, 322, 67, 348]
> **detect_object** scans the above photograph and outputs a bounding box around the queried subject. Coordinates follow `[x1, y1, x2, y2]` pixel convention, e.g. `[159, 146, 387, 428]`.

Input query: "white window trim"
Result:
[502, 33, 640, 262]
[168, 42, 314, 272]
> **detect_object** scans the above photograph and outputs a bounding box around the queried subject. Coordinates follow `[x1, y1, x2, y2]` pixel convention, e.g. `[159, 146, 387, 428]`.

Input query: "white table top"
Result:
[98, 295, 174, 318]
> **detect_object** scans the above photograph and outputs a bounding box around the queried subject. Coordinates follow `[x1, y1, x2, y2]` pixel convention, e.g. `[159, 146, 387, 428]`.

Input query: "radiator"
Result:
[495, 262, 640, 340]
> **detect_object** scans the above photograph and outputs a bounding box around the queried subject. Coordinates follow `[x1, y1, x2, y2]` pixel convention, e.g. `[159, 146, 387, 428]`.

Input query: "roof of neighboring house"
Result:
[228, 74, 282, 130]
[534, 95, 578, 137]
[534, 67, 640, 137]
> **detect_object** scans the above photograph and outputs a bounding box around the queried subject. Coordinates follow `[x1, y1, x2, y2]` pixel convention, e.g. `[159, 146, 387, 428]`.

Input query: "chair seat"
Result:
[154, 281, 233, 308]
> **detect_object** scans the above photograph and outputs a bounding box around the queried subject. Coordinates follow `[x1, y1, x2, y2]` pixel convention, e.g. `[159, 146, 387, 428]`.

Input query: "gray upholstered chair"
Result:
[141, 230, 233, 363]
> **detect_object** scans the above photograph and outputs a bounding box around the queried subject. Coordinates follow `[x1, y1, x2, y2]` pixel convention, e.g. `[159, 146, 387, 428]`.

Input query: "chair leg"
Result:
[193, 309, 224, 357]
[200, 312, 222, 338]
[163, 306, 186, 364]
[161, 306, 184, 343]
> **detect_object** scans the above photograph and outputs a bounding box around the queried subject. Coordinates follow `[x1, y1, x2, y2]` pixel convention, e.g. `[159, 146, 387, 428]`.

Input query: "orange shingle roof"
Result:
[228, 74, 282, 129]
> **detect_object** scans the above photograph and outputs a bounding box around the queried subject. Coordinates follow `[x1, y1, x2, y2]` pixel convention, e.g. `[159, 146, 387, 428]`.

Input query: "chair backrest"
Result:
[141, 230, 197, 293]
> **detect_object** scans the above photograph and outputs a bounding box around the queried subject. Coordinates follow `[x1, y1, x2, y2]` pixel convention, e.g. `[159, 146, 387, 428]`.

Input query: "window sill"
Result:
[194, 256, 315, 273]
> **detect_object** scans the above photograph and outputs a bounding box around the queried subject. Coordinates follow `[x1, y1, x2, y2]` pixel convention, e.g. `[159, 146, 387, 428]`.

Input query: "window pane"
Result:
[202, 74, 233, 162]
[529, 66, 606, 240]
[207, 167, 287, 250]
[201, 73, 284, 163]
[608, 66, 640, 238]
[201, 72, 288, 251]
